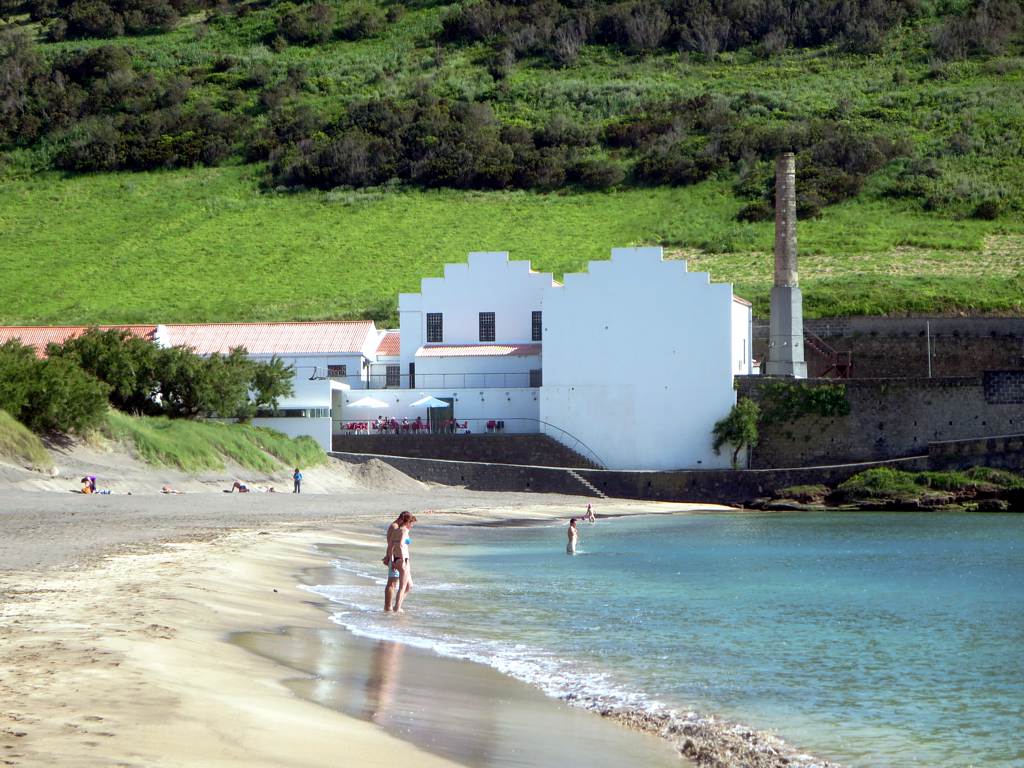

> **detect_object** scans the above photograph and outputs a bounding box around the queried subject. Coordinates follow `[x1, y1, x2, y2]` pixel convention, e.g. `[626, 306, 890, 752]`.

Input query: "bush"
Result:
[712, 397, 760, 468]
[277, 2, 335, 45]
[338, 1, 384, 40]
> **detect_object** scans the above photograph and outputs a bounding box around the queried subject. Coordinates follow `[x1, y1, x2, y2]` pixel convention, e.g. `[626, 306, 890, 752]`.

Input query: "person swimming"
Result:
[567, 518, 578, 555]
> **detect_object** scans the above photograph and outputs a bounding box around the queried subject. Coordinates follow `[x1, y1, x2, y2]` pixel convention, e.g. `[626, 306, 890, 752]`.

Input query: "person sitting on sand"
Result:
[81, 475, 97, 494]
[226, 481, 249, 493]
[160, 485, 184, 495]
[567, 518, 578, 555]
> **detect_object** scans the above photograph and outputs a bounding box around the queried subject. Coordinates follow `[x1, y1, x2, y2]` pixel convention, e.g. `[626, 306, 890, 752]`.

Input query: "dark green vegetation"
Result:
[765, 465, 1024, 510]
[0, 327, 294, 434]
[712, 396, 760, 468]
[1, 0, 1023, 323]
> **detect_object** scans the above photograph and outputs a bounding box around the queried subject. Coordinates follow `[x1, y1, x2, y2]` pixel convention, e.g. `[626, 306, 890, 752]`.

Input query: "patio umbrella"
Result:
[410, 395, 450, 408]
[347, 396, 389, 408]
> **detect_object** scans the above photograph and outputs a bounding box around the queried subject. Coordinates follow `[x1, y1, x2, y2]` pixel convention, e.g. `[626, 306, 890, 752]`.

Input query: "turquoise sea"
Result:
[311, 512, 1024, 767]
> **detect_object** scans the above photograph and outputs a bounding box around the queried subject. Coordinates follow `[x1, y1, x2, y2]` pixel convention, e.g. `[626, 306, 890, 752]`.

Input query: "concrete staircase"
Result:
[567, 469, 608, 498]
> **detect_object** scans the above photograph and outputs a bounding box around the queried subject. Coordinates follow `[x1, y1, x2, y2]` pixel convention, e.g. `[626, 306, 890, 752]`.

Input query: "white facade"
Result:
[398, 252, 553, 379]
[539, 247, 750, 470]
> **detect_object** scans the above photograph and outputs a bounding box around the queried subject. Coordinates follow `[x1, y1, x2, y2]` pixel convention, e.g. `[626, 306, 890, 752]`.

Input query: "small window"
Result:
[327, 364, 347, 379]
[531, 311, 542, 342]
[426, 313, 443, 343]
[479, 312, 495, 342]
[386, 364, 401, 388]
[529, 368, 543, 388]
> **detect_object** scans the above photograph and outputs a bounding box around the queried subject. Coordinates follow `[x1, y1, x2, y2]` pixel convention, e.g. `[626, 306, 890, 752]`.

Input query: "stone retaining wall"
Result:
[331, 433, 598, 468]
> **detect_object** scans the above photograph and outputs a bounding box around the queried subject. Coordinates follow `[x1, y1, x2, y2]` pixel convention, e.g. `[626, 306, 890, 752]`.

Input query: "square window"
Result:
[531, 311, 542, 342]
[327, 364, 347, 379]
[386, 365, 401, 388]
[479, 312, 495, 342]
[426, 313, 443, 343]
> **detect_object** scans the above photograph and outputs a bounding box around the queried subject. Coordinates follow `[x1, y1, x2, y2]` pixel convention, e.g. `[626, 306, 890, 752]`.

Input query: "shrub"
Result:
[277, 2, 335, 45]
[338, 1, 384, 40]
[712, 397, 760, 468]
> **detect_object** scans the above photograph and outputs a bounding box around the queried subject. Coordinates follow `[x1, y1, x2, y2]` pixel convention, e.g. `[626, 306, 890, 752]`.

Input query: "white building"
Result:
[0, 249, 753, 468]
[343, 248, 752, 468]
[540, 247, 752, 470]
[158, 321, 384, 450]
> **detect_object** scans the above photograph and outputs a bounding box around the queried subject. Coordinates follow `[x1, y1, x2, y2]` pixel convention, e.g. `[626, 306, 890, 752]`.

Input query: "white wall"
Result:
[337, 388, 540, 434]
[249, 353, 365, 404]
[398, 252, 552, 371]
[413, 353, 541, 389]
[540, 247, 738, 470]
[251, 417, 333, 452]
[731, 300, 753, 376]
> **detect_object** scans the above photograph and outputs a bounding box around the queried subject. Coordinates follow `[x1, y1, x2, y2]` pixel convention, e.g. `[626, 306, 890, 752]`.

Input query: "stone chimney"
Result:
[764, 153, 807, 378]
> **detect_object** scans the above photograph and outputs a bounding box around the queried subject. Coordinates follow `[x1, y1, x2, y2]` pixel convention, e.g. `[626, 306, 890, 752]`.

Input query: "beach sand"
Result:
[1, 451, 722, 767]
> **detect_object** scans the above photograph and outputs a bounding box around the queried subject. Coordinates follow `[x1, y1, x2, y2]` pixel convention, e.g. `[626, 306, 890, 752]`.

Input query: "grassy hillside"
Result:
[103, 410, 326, 471]
[1, 0, 1022, 322]
[0, 409, 53, 470]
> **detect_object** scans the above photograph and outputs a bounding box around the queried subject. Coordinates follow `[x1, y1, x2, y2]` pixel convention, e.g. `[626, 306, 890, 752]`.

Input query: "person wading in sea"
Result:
[567, 518, 578, 555]
[390, 514, 417, 613]
[382, 512, 409, 611]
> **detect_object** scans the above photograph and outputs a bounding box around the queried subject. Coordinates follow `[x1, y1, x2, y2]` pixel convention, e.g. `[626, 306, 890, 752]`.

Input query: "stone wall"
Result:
[752, 317, 1024, 378]
[329, 451, 929, 505]
[330, 433, 599, 468]
[737, 375, 1024, 467]
[929, 433, 1024, 471]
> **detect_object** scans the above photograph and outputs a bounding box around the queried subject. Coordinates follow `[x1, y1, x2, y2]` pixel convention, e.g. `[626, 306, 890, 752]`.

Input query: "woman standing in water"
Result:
[390, 513, 417, 613]
[566, 518, 578, 555]
[382, 512, 408, 612]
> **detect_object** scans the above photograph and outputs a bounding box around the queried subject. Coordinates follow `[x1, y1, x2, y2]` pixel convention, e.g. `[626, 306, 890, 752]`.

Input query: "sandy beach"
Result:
[1, 447, 723, 767]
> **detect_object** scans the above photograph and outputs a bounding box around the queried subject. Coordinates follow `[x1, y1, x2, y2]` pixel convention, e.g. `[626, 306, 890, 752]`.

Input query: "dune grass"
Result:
[0, 409, 54, 471]
[103, 410, 326, 473]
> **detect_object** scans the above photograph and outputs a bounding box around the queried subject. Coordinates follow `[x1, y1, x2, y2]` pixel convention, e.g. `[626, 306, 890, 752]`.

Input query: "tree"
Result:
[251, 356, 295, 414]
[48, 327, 160, 414]
[712, 397, 760, 468]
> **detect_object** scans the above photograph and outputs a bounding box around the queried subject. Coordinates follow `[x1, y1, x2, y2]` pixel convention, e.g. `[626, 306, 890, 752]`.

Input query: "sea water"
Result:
[310, 512, 1024, 767]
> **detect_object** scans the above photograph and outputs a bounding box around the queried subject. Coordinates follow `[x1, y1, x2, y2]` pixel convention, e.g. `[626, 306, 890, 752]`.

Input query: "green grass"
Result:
[102, 410, 326, 472]
[835, 466, 1024, 501]
[0, 409, 54, 471]
[1, 166, 1020, 324]
[2, 5, 1023, 323]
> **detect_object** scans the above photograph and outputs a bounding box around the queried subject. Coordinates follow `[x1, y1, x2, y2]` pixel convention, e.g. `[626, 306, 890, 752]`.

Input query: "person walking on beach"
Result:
[567, 518, 578, 555]
[390, 514, 417, 613]
[584, 503, 596, 523]
[292, 467, 302, 493]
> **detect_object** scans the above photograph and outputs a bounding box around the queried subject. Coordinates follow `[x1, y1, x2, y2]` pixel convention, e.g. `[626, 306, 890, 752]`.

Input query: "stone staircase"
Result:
[567, 469, 608, 498]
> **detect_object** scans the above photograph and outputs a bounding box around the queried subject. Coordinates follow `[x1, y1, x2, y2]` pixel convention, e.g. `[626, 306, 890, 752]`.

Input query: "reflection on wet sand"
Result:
[232, 626, 681, 768]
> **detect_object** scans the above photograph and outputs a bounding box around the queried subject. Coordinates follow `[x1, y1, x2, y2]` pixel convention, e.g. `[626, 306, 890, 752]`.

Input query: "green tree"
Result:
[48, 327, 160, 414]
[251, 355, 295, 414]
[0, 340, 39, 419]
[25, 356, 110, 433]
[712, 397, 761, 468]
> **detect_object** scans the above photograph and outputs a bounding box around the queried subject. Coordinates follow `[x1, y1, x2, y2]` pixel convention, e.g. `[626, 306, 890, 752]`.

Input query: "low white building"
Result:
[158, 321, 384, 450]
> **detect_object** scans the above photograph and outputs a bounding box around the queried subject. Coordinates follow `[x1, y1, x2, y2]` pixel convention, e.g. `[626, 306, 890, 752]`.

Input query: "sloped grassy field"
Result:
[1, 1, 1023, 323]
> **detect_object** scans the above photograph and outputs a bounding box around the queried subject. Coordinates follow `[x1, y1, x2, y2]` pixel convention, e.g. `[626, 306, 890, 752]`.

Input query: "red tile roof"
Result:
[163, 321, 376, 355]
[732, 294, 753, 307]
[0, 326, 156, 358]
[375, 331, 401, 357]
[416, 343, 542, 358]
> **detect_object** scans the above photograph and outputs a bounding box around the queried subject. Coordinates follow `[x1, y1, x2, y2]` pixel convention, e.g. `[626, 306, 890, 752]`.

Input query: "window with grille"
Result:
[426, 313, 443, 343]
[327, 364, 347, 379]
[386, 365, 401, 388]
[531, 311, 542, 341]
[529, 368, 543, 388]
[479, 312, 495, 342]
